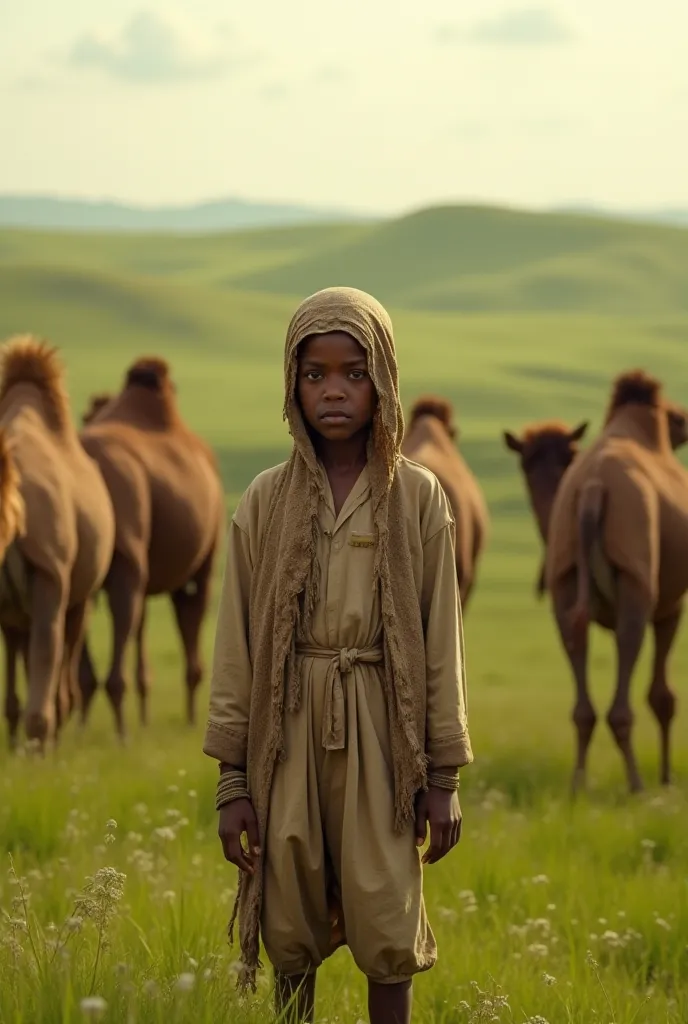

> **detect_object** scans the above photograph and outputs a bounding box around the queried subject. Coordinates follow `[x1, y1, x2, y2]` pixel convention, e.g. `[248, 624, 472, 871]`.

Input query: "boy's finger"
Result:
[227, 835, 255, 874]
[245, 815, 261, 857]
[422, 825, 441, 864]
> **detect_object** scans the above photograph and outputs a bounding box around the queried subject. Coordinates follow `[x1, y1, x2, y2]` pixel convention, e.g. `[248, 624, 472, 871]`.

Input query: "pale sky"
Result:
[2, 0, 687, 214]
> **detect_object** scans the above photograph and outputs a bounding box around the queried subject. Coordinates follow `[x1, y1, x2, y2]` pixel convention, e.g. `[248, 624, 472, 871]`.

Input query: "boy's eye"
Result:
[305, 370, 323, 381]
[349, 370, 367, 380]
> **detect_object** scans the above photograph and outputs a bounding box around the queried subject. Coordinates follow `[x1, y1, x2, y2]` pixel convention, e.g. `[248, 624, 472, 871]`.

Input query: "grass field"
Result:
[0, 207, 687, 1022]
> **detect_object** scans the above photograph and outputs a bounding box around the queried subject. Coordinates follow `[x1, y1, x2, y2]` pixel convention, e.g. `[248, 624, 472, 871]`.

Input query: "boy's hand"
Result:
[218, 798, 261, 874]
[415, 787, 462, 865]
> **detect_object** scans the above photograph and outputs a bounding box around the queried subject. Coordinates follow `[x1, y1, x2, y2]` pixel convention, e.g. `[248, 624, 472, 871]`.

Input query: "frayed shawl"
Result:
[231, 287, 429, 989]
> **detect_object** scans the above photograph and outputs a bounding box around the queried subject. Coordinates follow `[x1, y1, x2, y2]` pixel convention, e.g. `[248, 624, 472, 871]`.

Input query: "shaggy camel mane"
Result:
[0, 430, 25, 552]
[408, 395, 456, 438]
[0, 335, 70, 431]
[125, 357, 173, 393]
[519, 420, 579, 444]
[605, 369, 662, 424]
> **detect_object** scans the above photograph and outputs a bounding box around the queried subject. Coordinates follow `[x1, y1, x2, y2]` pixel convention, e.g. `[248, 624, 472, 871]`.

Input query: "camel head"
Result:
[407, 394, 458, 440]
[81, 392, 113, 426]
[503, 420, 588, 543]
[666, 403, 688, 450]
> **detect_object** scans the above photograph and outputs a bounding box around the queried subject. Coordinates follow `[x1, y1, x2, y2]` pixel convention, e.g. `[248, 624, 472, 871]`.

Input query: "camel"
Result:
[503, 421, 589, 597]
[79, 357, 225, 737]
[520, 372, 688, 794]
[402, 395, 489, 608]
[0, 336, 115, 746]
[504, 404, 688, 597]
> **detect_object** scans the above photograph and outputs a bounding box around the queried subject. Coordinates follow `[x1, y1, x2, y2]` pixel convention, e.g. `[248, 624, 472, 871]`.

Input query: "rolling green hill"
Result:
[230, 204, 688, 314]
[1, 204, 687, 522]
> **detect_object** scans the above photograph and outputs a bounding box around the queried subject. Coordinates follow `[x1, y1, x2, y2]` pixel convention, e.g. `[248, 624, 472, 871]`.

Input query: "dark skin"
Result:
[218, 332, 462, 1024]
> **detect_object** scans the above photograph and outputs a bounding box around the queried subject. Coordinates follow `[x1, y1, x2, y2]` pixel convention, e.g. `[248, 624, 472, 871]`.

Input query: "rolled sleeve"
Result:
[421, 523, 474, 771]
[202, 518, 253, 768]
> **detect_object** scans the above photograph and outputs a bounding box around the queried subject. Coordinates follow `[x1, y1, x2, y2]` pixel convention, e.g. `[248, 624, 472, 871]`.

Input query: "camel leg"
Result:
[24, 572, 66, 747]
[171, 551, 214, 726]
[647, 608, 682, 786]
[56, 601, 89, 738]
[135, 601, 151, 727]
[79, 636, 100, 725]
[3, 626, 23, 749]
[552, 570, 596, 794]
[104, 552, 146, 741]
[607, 573, 651, 794]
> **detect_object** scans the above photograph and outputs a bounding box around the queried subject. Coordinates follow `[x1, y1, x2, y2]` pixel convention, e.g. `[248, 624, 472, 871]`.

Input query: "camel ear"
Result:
[503, 430, 523, 454]
[569, 421, 589, 443]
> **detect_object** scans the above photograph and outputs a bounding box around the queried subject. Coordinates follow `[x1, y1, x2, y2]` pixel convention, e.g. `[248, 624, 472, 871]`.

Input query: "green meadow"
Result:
[0, 206, 687, 1022]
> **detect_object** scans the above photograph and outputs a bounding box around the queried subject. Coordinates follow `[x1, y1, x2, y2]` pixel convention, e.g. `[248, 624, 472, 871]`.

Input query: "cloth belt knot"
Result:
[296, 644, 384, 751]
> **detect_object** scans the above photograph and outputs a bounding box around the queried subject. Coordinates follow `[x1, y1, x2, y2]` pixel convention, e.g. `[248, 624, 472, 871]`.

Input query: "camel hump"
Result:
[82, 392, 113, 426]
[408, 394, 456, 437]
[0, 429, 25, 559]
[125, 357, 172, 392]
[0, 334, 70, 431]
[605, 369, 662, 423]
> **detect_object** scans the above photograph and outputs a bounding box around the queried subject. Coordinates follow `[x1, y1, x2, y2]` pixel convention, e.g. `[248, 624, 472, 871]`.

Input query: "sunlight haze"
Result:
[2, 0, 687, 212]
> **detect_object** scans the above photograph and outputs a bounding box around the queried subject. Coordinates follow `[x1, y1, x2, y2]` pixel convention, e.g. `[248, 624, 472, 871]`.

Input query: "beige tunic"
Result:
[205, 457, 471, 981]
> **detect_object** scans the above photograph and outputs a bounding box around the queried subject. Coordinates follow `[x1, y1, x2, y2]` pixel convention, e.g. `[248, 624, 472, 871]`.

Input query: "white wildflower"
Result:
[80, 996, 107, 1018]
[153, 827, 176, 842]
[176, 972, 195, 992]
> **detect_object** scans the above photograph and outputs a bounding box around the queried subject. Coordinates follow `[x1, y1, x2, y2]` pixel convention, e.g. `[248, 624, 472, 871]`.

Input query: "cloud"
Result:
[66, 9, 244, 84]
[313, 65, 350, 85]
[437, 7, 574, 47]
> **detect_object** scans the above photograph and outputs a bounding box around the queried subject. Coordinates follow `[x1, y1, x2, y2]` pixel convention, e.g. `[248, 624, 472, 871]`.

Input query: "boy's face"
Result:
[297, 331, 377, 442]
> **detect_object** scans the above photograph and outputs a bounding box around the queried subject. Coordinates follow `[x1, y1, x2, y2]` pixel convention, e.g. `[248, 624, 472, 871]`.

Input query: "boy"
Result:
[204, 287, 473, 1024]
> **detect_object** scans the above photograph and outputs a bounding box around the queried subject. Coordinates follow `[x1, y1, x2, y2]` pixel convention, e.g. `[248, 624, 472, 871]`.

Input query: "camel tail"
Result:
[0, 430, 25, 561]
[569, 479, 605, 634]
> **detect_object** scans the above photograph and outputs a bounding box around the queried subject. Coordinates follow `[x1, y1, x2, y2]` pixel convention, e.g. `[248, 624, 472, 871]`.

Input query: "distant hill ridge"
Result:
[0, 194, 373, 233]
[230, 203, 688, 315]
[1, 193, 688, 234]
[2, 202, 688, 316]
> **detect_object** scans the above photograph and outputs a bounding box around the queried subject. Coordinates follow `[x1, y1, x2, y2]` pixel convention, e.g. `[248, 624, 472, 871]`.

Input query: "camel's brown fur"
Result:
[407, 395, 457, 439]
[604, 369, 661, 425]
[0, 335, 115, 747]
[82, 393, 113, 426]
[79, 355, 224, 735]
[503, 419, 589, 597]
[666, 401, 688, 450]
[537, 371, 688, 795]
[402, 394, 489, 608]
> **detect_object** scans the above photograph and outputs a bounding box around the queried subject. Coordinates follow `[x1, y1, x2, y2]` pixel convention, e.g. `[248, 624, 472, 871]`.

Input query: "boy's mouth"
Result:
[319, 411, 351, 423]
